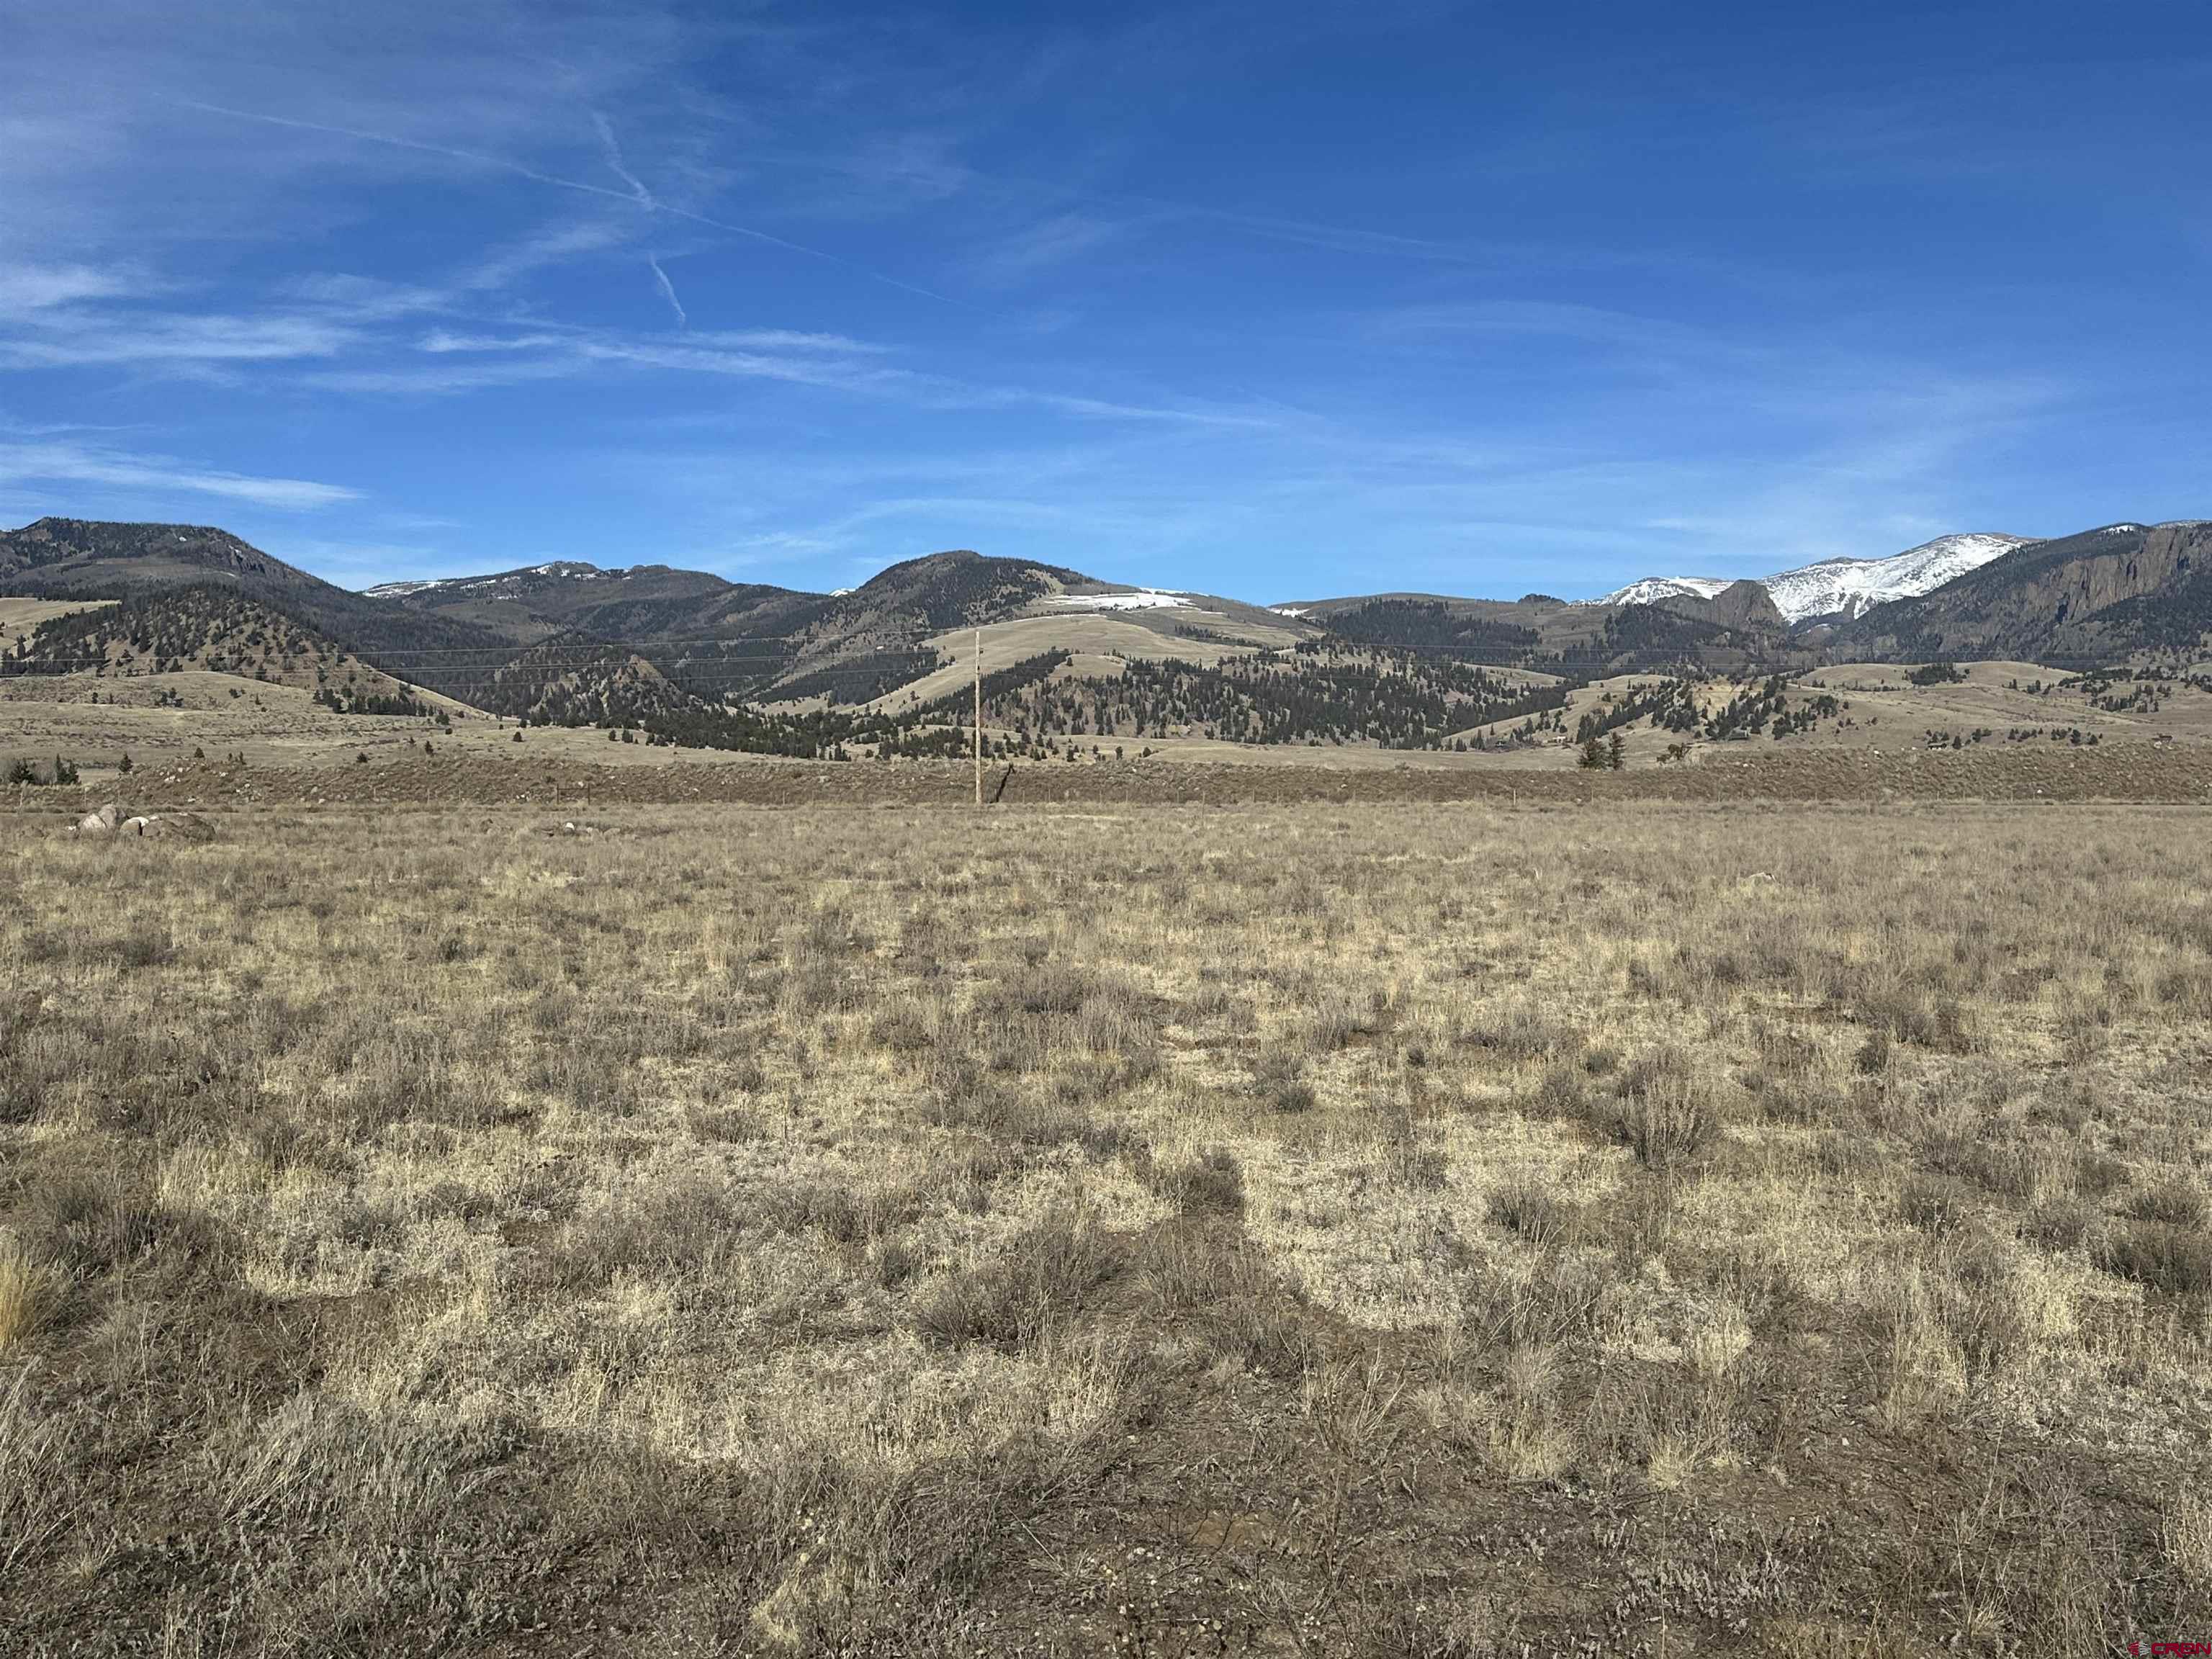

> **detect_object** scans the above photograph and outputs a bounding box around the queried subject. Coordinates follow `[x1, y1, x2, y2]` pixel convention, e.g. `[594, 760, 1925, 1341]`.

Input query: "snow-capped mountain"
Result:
[1587, 576, 1735, 607]
[1586, 534, 2036, 626]
[1761, 535, 2036, 622]
[364, 562, 611, 598]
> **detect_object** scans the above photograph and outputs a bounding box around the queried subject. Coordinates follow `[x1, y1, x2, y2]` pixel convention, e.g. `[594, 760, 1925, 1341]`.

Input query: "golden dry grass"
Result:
[2, 799, 2211, 1654]
[0, 1231, 61, 1349]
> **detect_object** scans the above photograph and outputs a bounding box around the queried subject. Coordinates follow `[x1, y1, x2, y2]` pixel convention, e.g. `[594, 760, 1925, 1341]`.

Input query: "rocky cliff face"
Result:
[1841, 522, 2211, 660]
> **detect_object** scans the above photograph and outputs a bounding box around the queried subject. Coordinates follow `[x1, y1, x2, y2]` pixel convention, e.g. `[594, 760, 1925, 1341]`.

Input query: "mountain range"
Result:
[1585, 534, 2038, 625]
[5, 515, 2210, 755]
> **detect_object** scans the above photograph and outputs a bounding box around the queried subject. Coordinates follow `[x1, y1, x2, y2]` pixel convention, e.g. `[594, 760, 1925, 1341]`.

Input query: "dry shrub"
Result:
[1940, 1231, 2070, 1377]
[117, 922, 174, 970]
[19, 1169, 217, 1281]
[786, 1175, 923, 1245]
[2100, 1221, 2212, 1300]
[914, 1210, 1124, 1348]
[1486, 1176, 1577, 1249]
[866, 1001, 936, 1060]
[1375, 1101, 1447, 1190]
[1462, 1005, 1567, 1061]
[1853, 1028, 1892, 1075]
[1581, 1357, 1740, 1491]
[1490, 1344, 1575, 1483]
[1529, 1062, 1586, 1118]
[1866, 1262, 1964, 1431]
[2164, 1480, 2212, 1595]
[1303, 1001, 1365, 1055]
[1591, 1054, 1718, 1169]
[1463, 1250, 1616, 1350]
[541, 1177, 748, 1290]
[1301, 1357, 1406, 1470]
[1149, 1146, 1245, 1218]
[2023, 1197, 2103, 1256]
[1251, 1046, 1314, 1113]
[1419, 1341, 1573, 1484]
[930, 1081, 1133, 1160]
[0, 1373, 82, 1576]
[0, 1233, 64, 1351]
[1812, 1127, 1878, 1179]
[2126, 1175, 2208, 1228]
[1598, 1174, 1678, 1267]
[1138, 1222, 1313, 1375]
[1898, 1172, 1972, 1236]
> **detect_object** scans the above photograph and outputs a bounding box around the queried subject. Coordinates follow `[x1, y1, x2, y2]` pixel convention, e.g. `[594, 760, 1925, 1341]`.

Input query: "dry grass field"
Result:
[5, 802, 2212, 1655]
[0, 673, 799, 781]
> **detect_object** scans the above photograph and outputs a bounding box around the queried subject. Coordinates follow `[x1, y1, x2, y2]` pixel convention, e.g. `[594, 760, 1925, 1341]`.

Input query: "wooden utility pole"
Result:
[973, 627, 983, 806]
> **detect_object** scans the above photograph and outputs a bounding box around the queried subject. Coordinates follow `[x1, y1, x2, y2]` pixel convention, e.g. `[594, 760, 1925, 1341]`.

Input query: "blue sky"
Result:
[2, 1, 2208, 602]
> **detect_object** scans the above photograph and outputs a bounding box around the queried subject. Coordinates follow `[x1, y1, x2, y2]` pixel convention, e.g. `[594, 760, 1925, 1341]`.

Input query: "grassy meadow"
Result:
[4, 802, 2212, 1655]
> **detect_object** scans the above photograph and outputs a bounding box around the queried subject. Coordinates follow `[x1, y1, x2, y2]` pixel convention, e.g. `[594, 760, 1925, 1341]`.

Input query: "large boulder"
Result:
[76, 811, 112, 834]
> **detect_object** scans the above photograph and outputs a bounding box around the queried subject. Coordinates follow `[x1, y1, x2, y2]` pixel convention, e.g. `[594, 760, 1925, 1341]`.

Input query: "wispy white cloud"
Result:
[0, 263, 152, 314]
[0, 310, 356, 370]
[0, 441, 361, 509]
[968, 213, 1129, 287]
[647, 254, 687, 327]
[177, 96, 975, 309]
[310, 317, 1273, 429]
[590, 109, 657, 207]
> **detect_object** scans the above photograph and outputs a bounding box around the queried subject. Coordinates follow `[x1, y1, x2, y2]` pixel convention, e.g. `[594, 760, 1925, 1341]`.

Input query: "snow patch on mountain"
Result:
[1762, 534, 2033, 621]
[1051, 588, 1190, 611]
[1584, 534, 2034, 625]
[1585, 576, 1734, 607]
[366, 562, 614, 599]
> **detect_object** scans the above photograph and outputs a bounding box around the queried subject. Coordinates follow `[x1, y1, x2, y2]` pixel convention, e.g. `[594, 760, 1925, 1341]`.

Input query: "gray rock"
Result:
[76, 812, 111, 834]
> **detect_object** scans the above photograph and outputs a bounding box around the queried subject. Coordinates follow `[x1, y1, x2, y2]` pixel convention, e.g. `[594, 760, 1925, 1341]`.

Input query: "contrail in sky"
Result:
[647, 255, 687, 327]
[176, 99, 976, 310]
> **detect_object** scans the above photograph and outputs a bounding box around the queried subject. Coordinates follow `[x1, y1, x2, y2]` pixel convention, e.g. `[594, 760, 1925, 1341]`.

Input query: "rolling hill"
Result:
[374, 546, 1308, 703]
[0, 518, 512, 700]
[0, 585, 435, 712]
[1282, 583, 1790, 672]
[367, 561, 814, 649]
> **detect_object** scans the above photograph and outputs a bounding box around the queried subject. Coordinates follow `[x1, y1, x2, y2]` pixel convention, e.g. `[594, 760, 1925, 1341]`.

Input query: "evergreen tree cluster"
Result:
[904, 650, 1072, 716]
[4, 586, 331, 680]
[1574, 678, 1699, 744]
[943, 648, 1570, 750]
[1318, 599, 1540, 657]
[1702, 675, 1793, 740]
[482, 638, 883, 758]
[315, 685, 433, 718]
[766, 651, 942, 705]
[1906, 662, 1967, 686]
[4, 755, 78, 786]
[1598, 605, 1748, 665]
